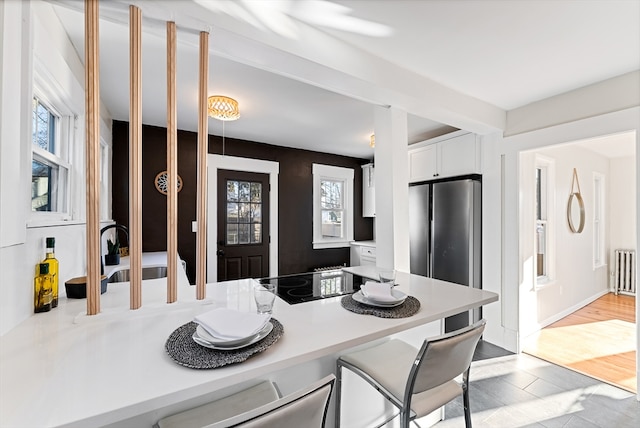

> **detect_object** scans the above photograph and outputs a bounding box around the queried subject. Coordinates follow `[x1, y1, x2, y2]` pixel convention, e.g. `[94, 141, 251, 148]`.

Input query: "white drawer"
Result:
[361, 246, 376, 258]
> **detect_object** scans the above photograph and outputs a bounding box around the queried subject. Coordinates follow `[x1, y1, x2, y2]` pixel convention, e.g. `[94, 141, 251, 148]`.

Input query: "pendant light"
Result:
[207, 95, 240, 121]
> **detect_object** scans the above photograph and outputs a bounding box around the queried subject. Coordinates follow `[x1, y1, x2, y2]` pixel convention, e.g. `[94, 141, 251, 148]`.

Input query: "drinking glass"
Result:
[378, 268, 396, 286]
[254, 281, 276, 314]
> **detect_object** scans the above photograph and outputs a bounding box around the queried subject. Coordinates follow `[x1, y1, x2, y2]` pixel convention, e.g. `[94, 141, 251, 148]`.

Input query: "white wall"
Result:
[519, 145, 610, 337]
[0, 1, 112, 336]
[608, 156, 637, 290]
[0, 0, 30, 248]
[480, 133, 520, 350]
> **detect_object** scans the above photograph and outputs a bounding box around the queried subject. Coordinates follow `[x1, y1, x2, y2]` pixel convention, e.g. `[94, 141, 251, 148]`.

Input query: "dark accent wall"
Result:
[112, 120, 374, 283]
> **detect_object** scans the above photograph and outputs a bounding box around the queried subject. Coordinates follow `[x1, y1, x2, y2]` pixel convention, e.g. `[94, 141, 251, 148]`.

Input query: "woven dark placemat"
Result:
[341, 295, 420, 318]
[165, 318, 284, 369]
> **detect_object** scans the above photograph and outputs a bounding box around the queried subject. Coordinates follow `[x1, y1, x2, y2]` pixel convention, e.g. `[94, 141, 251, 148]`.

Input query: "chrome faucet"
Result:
[100, 224, 129, 275]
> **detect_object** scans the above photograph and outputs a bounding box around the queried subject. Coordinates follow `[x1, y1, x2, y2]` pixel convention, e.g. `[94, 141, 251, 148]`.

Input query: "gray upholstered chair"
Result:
[156, 374, 335, 428]
[336, 320, 486, 428]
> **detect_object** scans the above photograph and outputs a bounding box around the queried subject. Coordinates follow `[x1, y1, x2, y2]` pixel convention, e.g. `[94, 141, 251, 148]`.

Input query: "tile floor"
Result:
[432, 344, 640, 428]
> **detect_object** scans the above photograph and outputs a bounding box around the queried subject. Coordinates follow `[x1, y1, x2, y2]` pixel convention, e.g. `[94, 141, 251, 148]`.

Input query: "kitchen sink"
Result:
[107, 266, 168, 283]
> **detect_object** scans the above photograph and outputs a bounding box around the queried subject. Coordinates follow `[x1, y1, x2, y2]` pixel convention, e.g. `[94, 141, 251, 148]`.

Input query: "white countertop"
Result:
[0, 266, 498, 427]
[350, 240, 376, 247]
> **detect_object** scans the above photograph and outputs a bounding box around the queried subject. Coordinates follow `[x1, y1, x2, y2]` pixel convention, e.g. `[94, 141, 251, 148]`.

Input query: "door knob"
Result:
[216, 249, 225, 257]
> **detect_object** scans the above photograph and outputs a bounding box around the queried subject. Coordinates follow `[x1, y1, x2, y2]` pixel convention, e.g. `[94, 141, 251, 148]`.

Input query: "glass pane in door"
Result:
[226, 179, 263, 245]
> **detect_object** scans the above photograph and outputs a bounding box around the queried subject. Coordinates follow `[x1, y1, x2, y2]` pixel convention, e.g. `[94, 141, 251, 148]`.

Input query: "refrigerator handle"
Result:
[429, 200, 434, 278]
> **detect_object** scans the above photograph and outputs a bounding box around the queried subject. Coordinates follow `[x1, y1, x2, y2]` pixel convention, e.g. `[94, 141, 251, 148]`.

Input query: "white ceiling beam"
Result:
[55, 0, 506, 135]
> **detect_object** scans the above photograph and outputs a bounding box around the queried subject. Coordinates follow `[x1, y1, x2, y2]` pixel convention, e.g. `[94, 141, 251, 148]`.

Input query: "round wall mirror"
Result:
[567, 192, 585, 233]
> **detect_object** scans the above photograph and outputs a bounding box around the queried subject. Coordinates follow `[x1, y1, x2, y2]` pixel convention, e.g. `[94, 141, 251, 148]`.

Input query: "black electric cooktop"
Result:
[258, 269, 365, 304]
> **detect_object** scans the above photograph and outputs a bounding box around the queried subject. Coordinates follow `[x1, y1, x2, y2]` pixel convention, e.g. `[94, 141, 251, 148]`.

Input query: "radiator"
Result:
[614, 249, 636, 295]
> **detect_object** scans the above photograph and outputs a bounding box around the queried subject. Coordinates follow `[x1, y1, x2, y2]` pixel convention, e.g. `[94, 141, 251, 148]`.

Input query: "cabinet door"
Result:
[439, 133, 480, 178]
[362, 164, 375, 217]
[408, 144, 438, 183]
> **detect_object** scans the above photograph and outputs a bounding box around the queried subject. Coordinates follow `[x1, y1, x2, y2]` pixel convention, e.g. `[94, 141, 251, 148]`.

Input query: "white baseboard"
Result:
[530, 290, 610, 335]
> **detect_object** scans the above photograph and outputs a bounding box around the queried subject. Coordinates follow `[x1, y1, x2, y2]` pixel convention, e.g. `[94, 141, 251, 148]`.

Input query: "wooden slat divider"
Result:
[85, 0, 101, 315]
[196, 31, 209, 299]
[129, 5, 142, 309]
[166, 21, 178, 303]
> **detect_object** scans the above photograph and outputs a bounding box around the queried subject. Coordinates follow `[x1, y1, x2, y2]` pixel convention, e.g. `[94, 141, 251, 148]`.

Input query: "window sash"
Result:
[320, 179, 344, 210]
[533, 156, 554, 285]
[321, 208, 344, 238]
[33, 98, 57, 153]
[30, 98, 70, 217]
[535, 220, 547, 278]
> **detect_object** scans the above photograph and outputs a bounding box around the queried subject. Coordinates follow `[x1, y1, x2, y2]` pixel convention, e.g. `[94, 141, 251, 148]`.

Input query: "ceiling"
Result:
[51, 0, 639, 159]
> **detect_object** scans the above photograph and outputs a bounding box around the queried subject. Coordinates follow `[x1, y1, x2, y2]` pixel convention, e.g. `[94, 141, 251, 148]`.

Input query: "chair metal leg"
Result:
[462, 387, 472, 427]
[400, 409, 410, 428]
[462, 368, 472, 428]
[335, 360, 343, 428]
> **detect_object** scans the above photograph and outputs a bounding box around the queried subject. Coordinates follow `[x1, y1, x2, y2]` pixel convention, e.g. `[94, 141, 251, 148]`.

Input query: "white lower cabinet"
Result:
[350, 242, 376, 266]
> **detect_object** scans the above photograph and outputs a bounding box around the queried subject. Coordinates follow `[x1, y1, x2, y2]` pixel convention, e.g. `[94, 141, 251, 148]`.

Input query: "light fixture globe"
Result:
[370, 134, 375, 148]
[207, 95, 240, 121]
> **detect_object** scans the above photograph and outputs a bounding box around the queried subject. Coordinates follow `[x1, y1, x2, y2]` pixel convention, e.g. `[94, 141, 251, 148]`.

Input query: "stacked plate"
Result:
[353, 281, 407, 308]
[192, 308, 273, 350]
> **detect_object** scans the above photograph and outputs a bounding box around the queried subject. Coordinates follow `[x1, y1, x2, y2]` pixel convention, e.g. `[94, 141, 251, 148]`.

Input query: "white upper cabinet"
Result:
[362, 163, 375, 217]
[408, 131, 481, 183]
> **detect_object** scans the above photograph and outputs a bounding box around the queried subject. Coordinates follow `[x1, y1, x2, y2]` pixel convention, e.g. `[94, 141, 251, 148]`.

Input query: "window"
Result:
[31, 97, 70, 216]
[535, 167, 547, 278]
[28, 22, 108, 227]
[320, 179, 344, 238]
[312, 164, 354, 249]
[593, 172, 605, 268]
[534, 155, 555, 285]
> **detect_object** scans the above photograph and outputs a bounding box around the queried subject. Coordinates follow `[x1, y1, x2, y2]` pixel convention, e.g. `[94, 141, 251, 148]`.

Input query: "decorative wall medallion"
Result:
[155, 171, 183, 195]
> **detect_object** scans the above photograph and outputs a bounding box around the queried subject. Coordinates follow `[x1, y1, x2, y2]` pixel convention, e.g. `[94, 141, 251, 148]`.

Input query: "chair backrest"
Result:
[204, 374, 336, 428]
[407, 319, 486, 396]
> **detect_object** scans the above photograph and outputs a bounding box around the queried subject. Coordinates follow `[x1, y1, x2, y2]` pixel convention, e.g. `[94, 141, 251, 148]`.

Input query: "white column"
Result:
[0, 0, 30, 247]
[373, 106, 410, 273]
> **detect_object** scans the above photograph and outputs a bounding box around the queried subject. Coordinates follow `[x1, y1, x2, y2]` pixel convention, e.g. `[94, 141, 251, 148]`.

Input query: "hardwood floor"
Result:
[523, 292, 637, 393]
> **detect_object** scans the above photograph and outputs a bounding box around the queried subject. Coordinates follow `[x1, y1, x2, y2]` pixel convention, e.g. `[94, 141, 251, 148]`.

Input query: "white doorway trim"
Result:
[207, 155, 279, 282]
[499, 106, 639, 398]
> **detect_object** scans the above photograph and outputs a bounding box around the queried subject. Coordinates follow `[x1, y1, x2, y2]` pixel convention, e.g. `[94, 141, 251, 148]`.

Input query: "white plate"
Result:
[196, 322, 268, 346]
[360, 287, 407, 304]
[193, 322, 273, 350]
[352, 290, 406, 308]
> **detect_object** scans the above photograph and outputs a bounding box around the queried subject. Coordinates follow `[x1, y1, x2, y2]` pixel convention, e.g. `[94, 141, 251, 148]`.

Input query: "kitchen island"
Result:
[0, 266, 498, 427]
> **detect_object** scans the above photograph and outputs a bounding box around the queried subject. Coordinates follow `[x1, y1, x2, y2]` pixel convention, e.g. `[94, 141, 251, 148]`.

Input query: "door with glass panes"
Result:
[217, 170, 270, 281]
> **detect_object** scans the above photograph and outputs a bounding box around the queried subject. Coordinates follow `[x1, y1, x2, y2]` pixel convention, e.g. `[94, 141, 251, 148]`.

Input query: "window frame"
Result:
[30, 94, 72, 222]
[27, 51, 101, 228]
[312, 164, 354, 249]
[593, 172, 606, 269]
[534, 155, 556, 287]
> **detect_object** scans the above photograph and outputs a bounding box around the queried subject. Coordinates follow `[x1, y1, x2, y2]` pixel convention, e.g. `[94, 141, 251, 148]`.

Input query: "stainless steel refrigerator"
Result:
[409, 175, 482, 332]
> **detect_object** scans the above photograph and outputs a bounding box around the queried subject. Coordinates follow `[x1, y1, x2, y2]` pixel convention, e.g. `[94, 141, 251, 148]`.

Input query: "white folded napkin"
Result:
[360, 281, 399, 303]
[194, 308, 270, 340]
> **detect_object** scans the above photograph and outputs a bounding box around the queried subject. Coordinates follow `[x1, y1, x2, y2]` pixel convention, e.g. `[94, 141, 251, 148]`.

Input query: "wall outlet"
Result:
[191, 221, 197, 233]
